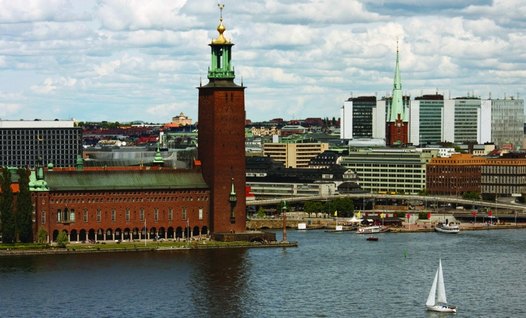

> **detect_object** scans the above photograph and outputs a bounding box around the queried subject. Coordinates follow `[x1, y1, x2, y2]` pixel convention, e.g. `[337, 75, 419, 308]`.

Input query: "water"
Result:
[1, 229, 525, 317]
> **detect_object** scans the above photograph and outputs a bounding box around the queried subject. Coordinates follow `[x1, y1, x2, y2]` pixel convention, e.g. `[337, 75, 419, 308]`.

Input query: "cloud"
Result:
[96, 0, 201, 31]
[0, 0, 524, 122]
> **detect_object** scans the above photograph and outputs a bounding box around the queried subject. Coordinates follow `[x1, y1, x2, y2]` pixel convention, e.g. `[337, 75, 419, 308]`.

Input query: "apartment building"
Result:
[262, 142, 329, 168]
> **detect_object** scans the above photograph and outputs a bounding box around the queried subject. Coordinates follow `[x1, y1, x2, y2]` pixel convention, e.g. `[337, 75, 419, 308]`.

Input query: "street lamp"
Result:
[494, 176, 498, 225]
[281, 200, 288, 243]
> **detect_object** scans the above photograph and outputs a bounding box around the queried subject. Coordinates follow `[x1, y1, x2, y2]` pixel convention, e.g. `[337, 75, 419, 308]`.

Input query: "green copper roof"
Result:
[388, 46, 407, 122]
[207, 5, 235, 80]
[44, 170, 208, 191]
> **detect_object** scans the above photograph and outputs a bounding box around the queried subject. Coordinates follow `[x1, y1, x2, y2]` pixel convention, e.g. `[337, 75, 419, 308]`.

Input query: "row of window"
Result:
[44, 207, 205, 225]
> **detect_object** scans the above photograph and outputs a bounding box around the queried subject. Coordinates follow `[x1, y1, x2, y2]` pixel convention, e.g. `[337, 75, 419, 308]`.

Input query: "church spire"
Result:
[208, 3, 235, 80]
[388, 41, 405, 123]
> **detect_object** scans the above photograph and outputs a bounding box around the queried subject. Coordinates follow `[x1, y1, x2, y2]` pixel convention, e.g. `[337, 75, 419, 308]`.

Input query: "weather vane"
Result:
[218, 2, 225, 20]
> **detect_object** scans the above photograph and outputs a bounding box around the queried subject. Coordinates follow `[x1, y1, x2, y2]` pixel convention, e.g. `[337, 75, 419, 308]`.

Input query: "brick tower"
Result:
[198, 4, 246, 234]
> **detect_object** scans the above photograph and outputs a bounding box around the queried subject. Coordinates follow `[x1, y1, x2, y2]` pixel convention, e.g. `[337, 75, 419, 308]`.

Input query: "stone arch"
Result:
[201, 226, 208, 236]
[79, 229, 87, 242]
[158, 227, 166, 239]
[105, 228, 113, 240]
[70, 229, 78, 242]
[115, 228, 122, 241]
[167, 227, 174, 239]
[175, 226, 183, 239]
[96, 228, 104, 241]
[132, 227, 140, 240]
[149, 227, 157, 239]
[88, 229, 95, 242]
[123, 228, 131, 241]
[192, 226, 200, 237]
[52, 230, 59, 241]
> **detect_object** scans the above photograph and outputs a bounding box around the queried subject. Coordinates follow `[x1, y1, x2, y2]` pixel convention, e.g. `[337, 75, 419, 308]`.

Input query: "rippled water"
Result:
[1, 229, 525, 317]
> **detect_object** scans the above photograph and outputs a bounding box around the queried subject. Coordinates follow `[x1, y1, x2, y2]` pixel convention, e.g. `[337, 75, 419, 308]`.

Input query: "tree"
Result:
[56, 231, 68, 248]
[37, 228, 48, 244]
[0, 168, 15, 243]
[16, 168, 34, 243]
[462, 191, 480, 201]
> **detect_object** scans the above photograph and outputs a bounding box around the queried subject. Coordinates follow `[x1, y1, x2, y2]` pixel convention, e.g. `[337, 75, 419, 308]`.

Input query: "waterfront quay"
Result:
[247, 211, 526, 233]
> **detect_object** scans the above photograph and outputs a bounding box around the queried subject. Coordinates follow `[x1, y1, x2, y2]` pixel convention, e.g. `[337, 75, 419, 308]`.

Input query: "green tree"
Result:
[37, 228, 48, 244]
[56, 231, 68, 248]
[16, 168, 33, 243]
[304, 201, 323, 213]
[0, 168, 15, 243]
[462, 191, 480, 201]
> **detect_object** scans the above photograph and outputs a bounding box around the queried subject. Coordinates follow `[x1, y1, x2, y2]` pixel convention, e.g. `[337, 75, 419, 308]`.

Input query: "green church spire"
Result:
[388, 42, 406, 122]
[208, 3, 235, 80]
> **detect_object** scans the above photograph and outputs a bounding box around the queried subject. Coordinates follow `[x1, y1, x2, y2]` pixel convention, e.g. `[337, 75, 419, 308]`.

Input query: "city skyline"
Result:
[0, 0, 524, 123]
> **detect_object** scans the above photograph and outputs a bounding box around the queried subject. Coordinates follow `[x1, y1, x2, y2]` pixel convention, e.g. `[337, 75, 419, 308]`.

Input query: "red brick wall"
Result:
[198, 84, 246, 234]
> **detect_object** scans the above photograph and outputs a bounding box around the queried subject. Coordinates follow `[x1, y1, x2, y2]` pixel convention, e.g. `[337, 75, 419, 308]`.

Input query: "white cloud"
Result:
[0, 0, 524, 122]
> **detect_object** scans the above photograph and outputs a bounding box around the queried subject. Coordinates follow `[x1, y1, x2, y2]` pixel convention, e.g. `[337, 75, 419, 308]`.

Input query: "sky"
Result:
[0, 0, 525, 123]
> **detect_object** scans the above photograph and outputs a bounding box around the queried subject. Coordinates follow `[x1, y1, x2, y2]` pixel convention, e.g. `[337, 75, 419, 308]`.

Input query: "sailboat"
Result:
[426, 259, 457, 313]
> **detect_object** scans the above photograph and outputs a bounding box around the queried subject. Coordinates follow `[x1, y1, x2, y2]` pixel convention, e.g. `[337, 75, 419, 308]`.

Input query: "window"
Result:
[70, 209, 75, 222]
[125, 208, 130, 222]
[111, 209, 116, 222]
[140, 209, 145, 221]
[83, 209, 88, 222]
[182, 207, 187, 220]
[41, 210, 46, 225]
[168, 208, 173, 221]
[199, 208, 203, 220]
[96, 209, 101, 222]
[154, 208, 159, 222]
[57, 209, 62, 222]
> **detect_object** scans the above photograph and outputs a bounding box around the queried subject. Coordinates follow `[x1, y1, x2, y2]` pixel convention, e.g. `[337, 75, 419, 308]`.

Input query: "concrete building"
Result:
[482, 156, 526, 197]
[443, 97, 492, 144]
[490, 98, 524, 150]
[340, 148, 436, 194]
[263, 142, 329, 168]
[0, 120, 82, 168]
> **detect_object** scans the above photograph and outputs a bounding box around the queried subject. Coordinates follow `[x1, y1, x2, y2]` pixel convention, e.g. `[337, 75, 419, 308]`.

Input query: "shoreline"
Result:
[0, 240, 298, 256]
[2, 223, 525, 256]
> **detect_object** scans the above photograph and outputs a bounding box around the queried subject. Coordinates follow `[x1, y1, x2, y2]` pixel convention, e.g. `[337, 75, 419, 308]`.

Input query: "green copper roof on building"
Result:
[388, 43, 407, 122]
[44, 170, 208, 191]
[207, 3, 235, 80]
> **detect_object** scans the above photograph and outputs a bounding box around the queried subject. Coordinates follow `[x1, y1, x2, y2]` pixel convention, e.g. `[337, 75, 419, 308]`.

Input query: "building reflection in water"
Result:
[190, 248, 252, 316]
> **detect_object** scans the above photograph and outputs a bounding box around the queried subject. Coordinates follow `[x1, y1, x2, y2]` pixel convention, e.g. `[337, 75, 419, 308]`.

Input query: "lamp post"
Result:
[281, 200, 288, 243]
[494, 176, 498, 225]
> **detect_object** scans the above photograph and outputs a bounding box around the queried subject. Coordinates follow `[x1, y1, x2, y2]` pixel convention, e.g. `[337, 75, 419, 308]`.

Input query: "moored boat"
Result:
[435, 223, 460, 234]
[356, 225, 389, 234]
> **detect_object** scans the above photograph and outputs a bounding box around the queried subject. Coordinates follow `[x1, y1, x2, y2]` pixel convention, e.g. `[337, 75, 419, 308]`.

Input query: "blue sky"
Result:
[0, 0, 524, 123]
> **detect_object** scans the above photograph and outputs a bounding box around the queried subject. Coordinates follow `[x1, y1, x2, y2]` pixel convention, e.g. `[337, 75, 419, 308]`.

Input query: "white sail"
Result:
[426, 269, 438, 307]
[436, 259, 448, 304]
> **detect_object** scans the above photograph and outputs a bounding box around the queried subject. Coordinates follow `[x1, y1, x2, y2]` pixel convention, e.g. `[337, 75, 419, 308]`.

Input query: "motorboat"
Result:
[426, 259, 457, 313]
[435, 222, 460, 234]
[366, 236, 379, 241]
[356, 225, 388, 234]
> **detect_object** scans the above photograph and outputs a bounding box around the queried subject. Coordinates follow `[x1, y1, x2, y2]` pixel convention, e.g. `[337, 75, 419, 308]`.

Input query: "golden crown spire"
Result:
[212, 2, 230, 44]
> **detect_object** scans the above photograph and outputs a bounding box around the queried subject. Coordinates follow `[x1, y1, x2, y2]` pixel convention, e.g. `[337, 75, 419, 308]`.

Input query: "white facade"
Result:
[340, 102, 353, 140]
[409, 100, 420, 145]
[372, 100, 386, 140]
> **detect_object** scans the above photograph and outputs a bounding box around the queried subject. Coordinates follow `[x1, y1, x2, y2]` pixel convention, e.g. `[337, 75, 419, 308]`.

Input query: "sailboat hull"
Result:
[426, 304, 457, 313]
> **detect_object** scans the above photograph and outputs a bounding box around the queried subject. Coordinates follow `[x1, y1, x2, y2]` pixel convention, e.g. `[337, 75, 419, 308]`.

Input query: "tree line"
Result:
[0, 168, 34, 243]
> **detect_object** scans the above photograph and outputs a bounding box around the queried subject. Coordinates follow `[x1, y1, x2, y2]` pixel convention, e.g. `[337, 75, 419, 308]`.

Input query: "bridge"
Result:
[247, 193, 526, 213]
